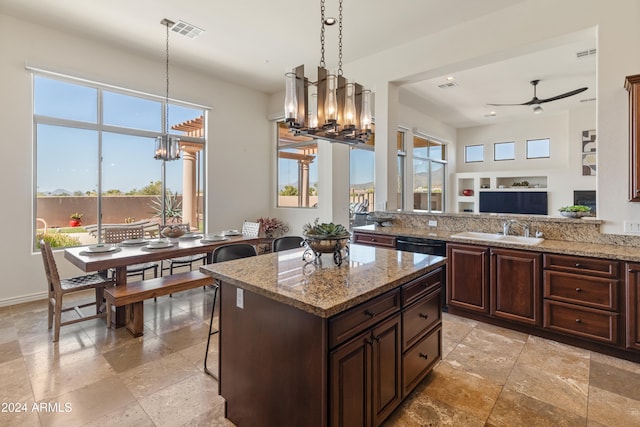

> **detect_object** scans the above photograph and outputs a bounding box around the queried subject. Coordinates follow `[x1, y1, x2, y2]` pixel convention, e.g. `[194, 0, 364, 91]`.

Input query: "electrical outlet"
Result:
[428, 220, 437, 227]
[624, 221, 640, 234]
[236, 288, 244, 309]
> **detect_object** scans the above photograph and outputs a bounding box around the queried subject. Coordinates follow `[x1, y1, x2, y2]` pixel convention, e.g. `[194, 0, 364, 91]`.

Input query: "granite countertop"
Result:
[201, 244, 446, 318]
[354, 225, 640, 262]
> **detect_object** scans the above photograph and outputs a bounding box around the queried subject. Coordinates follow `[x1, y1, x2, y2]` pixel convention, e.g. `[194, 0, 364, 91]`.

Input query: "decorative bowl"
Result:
[303, 234, 350, 253]
[559, 211, 588, 218]
[161, 226, 186, 238]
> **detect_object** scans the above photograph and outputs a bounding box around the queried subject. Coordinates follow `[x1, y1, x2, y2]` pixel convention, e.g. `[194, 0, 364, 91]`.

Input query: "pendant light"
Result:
[155, 19, 181, 161]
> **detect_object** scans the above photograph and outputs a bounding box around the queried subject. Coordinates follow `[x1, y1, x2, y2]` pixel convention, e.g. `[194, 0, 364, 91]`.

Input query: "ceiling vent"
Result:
[170, 20, 205, 39]
[576, 48, 596, 59]
[438, 82, 458, 89]
[580, 97, 596, 103]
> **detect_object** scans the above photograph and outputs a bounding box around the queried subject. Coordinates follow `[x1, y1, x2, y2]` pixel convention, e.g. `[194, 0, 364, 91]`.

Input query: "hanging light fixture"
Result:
[284, 0, 372, 145]
[155, 18, 181, 161]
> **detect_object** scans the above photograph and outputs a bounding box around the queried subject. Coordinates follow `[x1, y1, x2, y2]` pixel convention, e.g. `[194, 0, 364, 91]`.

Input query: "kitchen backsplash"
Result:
[373, 211, 639, 247]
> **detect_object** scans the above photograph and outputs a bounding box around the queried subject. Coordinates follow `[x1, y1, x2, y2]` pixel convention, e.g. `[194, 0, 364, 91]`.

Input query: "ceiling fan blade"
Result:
[486, 102, 529, 106]
[536, 87, 588, 104]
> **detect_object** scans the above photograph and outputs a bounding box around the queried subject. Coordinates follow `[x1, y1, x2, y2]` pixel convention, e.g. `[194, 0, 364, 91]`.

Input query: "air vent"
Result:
[170, 20, 205, 39]
[438, 82, 458, 89]
[580, 98, 596, 103]
[576, 48, 596, 59]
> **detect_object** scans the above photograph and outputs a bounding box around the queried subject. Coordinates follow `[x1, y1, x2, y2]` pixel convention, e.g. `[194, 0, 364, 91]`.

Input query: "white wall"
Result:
[0, 14, 270, 305]
[342, 0, 640, 234]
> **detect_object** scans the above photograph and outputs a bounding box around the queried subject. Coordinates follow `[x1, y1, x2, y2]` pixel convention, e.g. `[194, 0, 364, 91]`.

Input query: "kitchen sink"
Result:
[450, 231, 544, 246]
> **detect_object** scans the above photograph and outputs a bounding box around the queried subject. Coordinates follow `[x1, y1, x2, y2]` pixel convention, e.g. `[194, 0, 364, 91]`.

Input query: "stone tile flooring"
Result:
[0, 286, 639, 426]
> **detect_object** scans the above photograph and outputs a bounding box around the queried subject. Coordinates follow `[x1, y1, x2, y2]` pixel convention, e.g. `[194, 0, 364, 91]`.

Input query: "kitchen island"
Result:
[201, 243, 446, 427]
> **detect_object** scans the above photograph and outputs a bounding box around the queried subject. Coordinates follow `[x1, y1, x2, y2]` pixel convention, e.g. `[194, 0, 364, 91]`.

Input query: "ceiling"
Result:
[0, 0, 595, 128]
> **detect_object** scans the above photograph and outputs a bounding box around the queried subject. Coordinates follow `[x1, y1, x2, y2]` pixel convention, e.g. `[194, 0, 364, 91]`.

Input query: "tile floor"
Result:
[1, 284, 639, 426]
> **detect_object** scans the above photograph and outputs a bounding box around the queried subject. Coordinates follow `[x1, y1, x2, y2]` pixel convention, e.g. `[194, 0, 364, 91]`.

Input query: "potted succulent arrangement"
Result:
[302, 219, 350, 252]
[69, 212, 83, 227]
[558, 205, 592, 218]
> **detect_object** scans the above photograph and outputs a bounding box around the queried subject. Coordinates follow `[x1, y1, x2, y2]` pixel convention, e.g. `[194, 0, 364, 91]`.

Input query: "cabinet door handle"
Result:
[364, 310, 375, 318]
[575, 318, 582, 323]
[575, 287, 582, 292]
[365, 337, 374, 345]
[419, 353, 429, 360]
[419, 313, 429, 319]
[374, 335, 381, 342]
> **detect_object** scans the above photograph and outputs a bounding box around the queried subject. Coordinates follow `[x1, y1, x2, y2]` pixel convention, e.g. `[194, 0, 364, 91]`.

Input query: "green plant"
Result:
[558, 205, 591, 212]
[150, 190, 182, 221]
[70, 212, 83, 220]
[302, 218, 349, 237]
[37, 231, 81, 248]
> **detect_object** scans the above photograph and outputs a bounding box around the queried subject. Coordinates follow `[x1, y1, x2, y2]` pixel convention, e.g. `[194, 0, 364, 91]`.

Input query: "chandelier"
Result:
[155, 18, 181, 161]
[284, 0, 372, 145]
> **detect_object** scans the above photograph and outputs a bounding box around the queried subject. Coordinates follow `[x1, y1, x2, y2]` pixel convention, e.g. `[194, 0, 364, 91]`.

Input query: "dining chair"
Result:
[204, 243, 258, 378]
[272, 235, 304, 252]
[158, 223, 207, 276]
[39, 239, 113, 342]
[104, 226, 159, 279]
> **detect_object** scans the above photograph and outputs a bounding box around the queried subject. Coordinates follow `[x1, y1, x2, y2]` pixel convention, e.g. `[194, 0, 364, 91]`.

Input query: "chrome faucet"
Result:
[502, 220, 515, 236]
[523, 224, 530, 238]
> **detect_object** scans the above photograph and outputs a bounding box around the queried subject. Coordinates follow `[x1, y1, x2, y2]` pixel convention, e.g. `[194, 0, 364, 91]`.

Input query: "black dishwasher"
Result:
[396, 236, 448, 311]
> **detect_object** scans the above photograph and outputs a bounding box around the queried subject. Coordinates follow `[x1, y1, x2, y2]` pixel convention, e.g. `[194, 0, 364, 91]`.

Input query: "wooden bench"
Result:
[104, 270, 214, 337]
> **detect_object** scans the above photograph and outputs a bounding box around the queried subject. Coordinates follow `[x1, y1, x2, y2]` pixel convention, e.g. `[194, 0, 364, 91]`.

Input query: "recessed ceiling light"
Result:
[446, 76, 455, 81]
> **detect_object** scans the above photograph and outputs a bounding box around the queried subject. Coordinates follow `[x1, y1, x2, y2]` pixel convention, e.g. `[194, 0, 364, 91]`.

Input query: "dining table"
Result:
[64, 234, 263, 329]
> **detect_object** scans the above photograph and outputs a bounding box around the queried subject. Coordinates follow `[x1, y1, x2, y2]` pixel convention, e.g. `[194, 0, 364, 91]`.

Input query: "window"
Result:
[527, 138, 550, 159]
[465, 144, 484, 163]
[277, 122, 318, 208]
[350, 144, 374, 224]
[413, 135, 446, 212]
[397, 130, 406, 211]
[34, 74, 206, 249]
[494, 141, 515, 161]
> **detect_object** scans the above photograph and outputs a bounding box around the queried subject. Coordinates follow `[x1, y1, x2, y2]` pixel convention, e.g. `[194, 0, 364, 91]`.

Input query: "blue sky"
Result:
[35, 76, 200, 194]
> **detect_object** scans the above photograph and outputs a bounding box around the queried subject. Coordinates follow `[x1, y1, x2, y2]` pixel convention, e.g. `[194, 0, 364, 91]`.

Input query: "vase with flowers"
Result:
[257, 217, 289, 238]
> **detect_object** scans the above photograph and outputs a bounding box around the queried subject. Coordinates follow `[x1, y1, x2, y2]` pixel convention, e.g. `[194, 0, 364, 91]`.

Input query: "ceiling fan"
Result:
[487, 79, 588, 107]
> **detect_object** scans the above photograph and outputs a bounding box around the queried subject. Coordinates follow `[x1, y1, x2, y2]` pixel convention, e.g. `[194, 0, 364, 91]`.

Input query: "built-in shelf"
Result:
[455, 172, 549, 213]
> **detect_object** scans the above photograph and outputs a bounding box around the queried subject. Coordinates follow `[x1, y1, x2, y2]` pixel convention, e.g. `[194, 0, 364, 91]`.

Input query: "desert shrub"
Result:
[36, 231, 81, 248]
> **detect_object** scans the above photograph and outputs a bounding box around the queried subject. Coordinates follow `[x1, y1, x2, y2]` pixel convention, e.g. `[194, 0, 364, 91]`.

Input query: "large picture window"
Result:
[34, 74, 206, 249]
[413, 135, 446, 212]
[350, 143, 374, 225]
[277, 122, 318, 208]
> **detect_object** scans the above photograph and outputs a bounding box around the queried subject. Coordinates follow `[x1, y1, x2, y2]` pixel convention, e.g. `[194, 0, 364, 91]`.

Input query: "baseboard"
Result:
[0, 291, 48, 308]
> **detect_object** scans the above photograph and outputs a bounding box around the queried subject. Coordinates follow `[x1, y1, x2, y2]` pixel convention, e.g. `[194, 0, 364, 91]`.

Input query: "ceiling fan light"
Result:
[533, 105, 543, 114]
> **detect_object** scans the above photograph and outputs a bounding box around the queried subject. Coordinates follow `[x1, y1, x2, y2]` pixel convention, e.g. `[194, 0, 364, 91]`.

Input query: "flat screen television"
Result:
[479, 191, 548, 215]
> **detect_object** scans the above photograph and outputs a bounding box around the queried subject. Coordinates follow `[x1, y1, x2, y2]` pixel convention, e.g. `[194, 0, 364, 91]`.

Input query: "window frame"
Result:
[494, 141, 515, 161]
[33, 72, 208, 249]
[465, 144, 484, 163]
[526, 138, 550, 159]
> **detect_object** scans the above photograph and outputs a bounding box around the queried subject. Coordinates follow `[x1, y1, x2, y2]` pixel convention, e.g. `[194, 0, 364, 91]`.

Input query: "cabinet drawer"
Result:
[402, 268, 443, 307]
[329, 288, 401, 348]
[543, 300, 619, 344]
[352, 232, 396, 248]
[402, 326, 441, 397]
[543, 254, 619, 278]
[402, 289, 441, 351]
[544, 271, 619, 310]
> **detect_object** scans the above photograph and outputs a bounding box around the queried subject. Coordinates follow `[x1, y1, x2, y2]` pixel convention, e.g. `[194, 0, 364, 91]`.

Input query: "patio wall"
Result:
[36, 196, 204, 228]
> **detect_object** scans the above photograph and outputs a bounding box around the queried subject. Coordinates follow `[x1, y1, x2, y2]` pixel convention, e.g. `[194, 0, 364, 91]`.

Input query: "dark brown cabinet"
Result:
[447, 243, 490, 313]
[626, 262, 640, 350]
[625, 74, 640, 201]
[491, 248, 542, 326]
[543, 254, 621, 344]
[329, 268, 443, 427]
[352, 231, 397, 248]
[330, 314, 401, 427]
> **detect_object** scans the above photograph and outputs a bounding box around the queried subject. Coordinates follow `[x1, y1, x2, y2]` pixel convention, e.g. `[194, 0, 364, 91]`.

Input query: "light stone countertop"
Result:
[354, 225, 640, 262]
[201, 244, 446, 318]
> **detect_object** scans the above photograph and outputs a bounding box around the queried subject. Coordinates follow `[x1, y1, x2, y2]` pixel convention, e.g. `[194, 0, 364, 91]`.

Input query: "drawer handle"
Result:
[419, 313, 429, 319]
[575, 263, 582, 268]
[575, 318, 582, 323]
[371, 238, 377, 242]
[364, 310, 375, 318]
[419, 353, 429, 360]
[575, 287, 582, 292]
